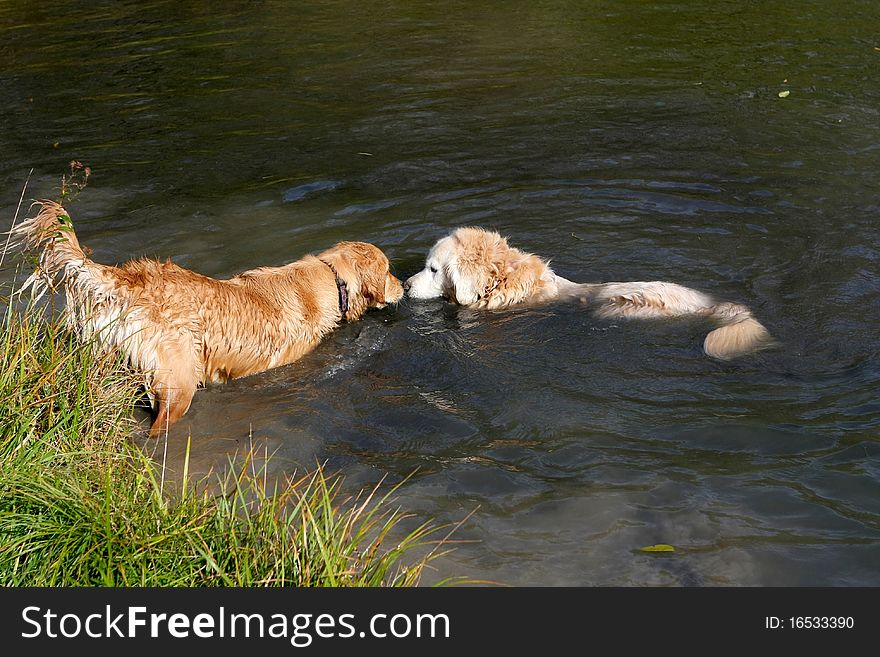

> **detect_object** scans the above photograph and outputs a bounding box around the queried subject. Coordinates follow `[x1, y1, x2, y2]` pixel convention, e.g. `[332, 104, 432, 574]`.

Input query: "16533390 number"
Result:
[790, 617, 854, 629]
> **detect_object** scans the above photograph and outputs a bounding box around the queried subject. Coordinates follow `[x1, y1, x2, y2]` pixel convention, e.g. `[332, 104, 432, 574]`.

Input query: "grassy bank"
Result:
[0, 291, 444, 586]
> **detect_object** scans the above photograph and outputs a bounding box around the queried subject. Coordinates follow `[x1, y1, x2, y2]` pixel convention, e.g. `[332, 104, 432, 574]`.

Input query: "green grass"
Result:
[0, 290, 448, 586]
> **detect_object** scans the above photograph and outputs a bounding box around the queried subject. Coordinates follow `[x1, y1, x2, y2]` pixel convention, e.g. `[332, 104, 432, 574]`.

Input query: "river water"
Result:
[2, 0, 879, 585]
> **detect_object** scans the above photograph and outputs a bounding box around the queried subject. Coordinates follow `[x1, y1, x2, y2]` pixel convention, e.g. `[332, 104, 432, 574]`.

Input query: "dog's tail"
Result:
[565, 279, 774, 360]
[8, 200, 127, 341]
[700, 302, 774, 360]
[10, 200, 108, 301]
[9, 200, 92, 297]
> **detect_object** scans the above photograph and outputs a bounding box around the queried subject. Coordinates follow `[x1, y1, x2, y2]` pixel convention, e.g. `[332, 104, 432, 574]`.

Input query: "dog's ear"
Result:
[448, 262, 480, 305]
[364, 266, 386, 305]
[352, 245, 386, 305]
[448, 259, 497, 306]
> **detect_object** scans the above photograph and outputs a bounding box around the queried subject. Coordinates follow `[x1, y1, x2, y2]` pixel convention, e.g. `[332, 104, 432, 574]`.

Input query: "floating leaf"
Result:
[639, 544, 675, 553]
[778, 90, 790, 98]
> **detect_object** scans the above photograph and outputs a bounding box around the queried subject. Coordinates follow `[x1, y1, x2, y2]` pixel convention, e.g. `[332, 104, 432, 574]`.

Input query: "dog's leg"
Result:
[149, 371, 197, 438]
[147, 341, 200, 438]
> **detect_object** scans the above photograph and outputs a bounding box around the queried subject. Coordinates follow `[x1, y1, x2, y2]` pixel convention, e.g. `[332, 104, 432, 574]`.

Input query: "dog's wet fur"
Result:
[405, 226, 773, 359]
[12, 201, 403, 435]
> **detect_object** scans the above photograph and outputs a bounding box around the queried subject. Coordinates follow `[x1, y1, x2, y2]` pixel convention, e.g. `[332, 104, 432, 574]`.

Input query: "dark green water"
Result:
[2, 0, 879, 585]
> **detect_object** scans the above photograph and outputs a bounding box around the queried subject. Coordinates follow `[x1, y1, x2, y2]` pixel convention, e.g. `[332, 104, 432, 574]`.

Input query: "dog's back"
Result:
[556, 277, 774, 359]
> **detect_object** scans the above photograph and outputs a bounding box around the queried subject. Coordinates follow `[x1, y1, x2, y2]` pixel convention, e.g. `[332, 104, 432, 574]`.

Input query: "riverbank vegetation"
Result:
[0, 287, 445, 586]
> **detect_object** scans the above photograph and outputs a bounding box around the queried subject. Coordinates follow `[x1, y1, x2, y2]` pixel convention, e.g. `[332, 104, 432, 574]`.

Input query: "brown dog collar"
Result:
[320, 259, 349, 320]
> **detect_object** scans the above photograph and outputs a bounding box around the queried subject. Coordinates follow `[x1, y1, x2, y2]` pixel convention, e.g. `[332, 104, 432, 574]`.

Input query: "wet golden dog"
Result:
[405, 226, 773, 359]
[13, 201, 403, 436]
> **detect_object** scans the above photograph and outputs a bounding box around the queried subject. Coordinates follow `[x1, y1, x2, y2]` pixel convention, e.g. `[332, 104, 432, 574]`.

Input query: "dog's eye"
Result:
[429, 266, 438, 274]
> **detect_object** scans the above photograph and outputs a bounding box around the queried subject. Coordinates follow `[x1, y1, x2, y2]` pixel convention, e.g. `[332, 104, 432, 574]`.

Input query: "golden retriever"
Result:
[13, 201, 403, 436]
[405, 226, 773, 359]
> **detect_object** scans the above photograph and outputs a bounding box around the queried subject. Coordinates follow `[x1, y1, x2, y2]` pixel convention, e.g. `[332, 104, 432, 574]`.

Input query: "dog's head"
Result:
[405, 227, 516, 306]
[318, 241, 403, 319]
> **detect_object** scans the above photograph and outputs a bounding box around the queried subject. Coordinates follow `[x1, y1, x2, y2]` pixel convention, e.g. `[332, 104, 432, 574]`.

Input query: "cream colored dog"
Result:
[13, 201, 403, 436]
[405, 227, 773, 359]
